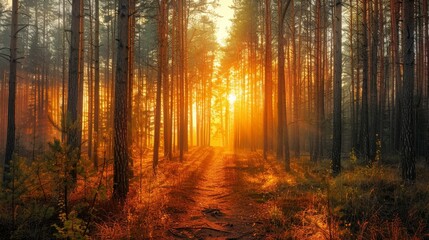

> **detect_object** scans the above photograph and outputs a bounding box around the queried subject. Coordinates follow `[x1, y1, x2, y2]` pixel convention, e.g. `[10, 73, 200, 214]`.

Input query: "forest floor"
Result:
[95, 147, 338, 239]
[93, 147, 429, 239]
[1, 146, 428, 239]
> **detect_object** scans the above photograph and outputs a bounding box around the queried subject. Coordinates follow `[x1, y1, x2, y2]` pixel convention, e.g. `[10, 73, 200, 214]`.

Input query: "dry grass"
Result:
[329, 160, 429, 239]
[234, 151, 429, 239]
[232, 152, 340, 239]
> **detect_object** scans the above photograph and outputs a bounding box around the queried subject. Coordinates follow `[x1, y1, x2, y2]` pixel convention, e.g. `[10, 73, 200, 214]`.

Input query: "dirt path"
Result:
[96, 148, 334, 239]
[164, 148, 264, 239]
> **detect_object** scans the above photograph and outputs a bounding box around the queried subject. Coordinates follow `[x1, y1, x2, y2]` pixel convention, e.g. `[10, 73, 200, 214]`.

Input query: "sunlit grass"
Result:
[234, 151, 429, 239]
[328, 159, 429, 239]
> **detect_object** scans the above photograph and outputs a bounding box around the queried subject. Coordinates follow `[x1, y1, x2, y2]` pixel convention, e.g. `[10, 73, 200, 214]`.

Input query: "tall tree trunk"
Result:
[178, 0, 186, 160]
[369, 0, 379, 162]
[162, 0, 171, 160]
[3, 0, 18, 186]
[350, 0, 357, 148]
[312, 0, 322, 161]
[264, 0, 273, 159]
[113, 0, 130, 202]
[61, 0, 66, 143]
[277, 0, 292, 170]
[128, 0, 135, 154]
[360, 0, 370, 162]
[391, 0, 402, 151]
[277, 0, 285, 162]
[154, 0, 167, 171]
[291, 0, 300, 158]
[424, 0, 429, 163]
[355, 0, 361, 152]
[319, 0, 326, 158]
[127, 0, 135, 177]
[332, 0, 342, 176]
[88, 0, 94, 162]
[379, 0, 385, 160]
[250, 0, 257, 151]
[401, 0, 416, 181]
[306, 1, 313, 157]
[184, 1, 189, 152]
[93, 0, 100, 169]
[77, 0, 84, 168]
[67, 0, 83, 183]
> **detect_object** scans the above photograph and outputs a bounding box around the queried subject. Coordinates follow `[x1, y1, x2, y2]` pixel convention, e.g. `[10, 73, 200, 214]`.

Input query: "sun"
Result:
[228, 93, 237, 105]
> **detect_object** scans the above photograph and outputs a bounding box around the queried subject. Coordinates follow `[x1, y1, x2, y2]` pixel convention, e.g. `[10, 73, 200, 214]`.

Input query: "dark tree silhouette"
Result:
[113, 0, 130, 202]
[3, 0, 18, 186]
[401, 0, 416, 181]
[332, 0, 342, 176]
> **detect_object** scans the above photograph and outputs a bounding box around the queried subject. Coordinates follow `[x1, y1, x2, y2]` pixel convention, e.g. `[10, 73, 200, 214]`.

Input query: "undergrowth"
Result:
[237, 151, 429, 239]
[330, 161, 429, 239]
[0, 139, 101, 239]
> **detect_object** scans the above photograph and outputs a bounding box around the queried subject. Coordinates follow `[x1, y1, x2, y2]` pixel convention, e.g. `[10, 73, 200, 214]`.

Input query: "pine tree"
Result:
[113, 0, 130, 202]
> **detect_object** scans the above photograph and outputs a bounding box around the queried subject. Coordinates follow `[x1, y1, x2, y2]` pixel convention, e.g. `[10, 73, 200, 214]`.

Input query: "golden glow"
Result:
[214, 0, 234, 46]
[228, 93, 237, 105]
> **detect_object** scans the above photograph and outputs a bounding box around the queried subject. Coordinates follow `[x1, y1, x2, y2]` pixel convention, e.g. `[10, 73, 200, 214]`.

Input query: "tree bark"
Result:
[113, 0, 130, 202]
[401, 0, 416, 181]
[88, 0, 94, 162]
[360, 0, 370, 162]
[128, 0, 135, 155]
[178, 0, 186, 160]
[312, 0, 322, 162]
[391, 0, 402, 151]
[93, 0, 100, 169]
[162, 0, 171, 161]
[291, 0, 300, 158]
[350, 0, 357, 148]
[154, 0, 167, 171]
[3, 0, 18, 186]
[369, 0, 379, 162]
[424, 0, 429, 164]
[67, 0, 83, 183]
[332, 0, 342, 176]
[263, 0, 273, 159]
